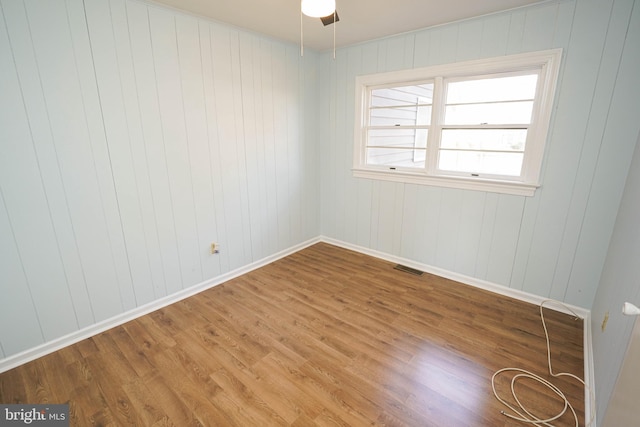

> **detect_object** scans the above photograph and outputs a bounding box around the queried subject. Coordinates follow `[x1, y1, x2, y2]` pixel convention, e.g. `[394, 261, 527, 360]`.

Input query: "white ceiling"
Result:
[149, 0, 550, 51]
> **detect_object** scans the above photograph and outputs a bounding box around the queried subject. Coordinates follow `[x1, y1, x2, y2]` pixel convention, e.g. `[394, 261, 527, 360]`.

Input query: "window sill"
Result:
[352, 168, 539, 196]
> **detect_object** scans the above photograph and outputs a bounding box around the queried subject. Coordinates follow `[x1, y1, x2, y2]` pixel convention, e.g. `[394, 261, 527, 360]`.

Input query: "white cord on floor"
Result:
[491, 299, 595, 427]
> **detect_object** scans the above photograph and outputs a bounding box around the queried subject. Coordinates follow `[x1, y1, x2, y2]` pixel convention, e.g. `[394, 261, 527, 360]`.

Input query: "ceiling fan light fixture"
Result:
[301, 0, 336, 18]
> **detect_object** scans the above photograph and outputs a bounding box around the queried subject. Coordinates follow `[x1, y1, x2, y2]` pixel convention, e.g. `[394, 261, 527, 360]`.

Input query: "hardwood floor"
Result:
[0, 243, 585, 426]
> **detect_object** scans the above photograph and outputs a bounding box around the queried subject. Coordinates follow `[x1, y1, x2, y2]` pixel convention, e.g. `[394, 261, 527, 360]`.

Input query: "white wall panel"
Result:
[23, 0, 125, 323]
[148, 7, 203, 289]
[0, 190, 43, 355]
[301, 47, 320, 242]
[126, 1, 180, 298]
[85, 0, 155, 308]
[413, 32, 431, 68]
[427, 26, 458, 66]
[209, 25, 248, 270]
[353, 45, 382, 249]
[271, 44, 294, 250]
[473, 193, 499, 280]
[64, 0, 132, 319]
[0, 12, 45, 350]
[520, 4, 557, 52]
[486, 195, 525, 286]
[3, 0, 95, 328]
[454, 191, 486, 277]
[256, 39, 279, 257]
[505, 9, 526, 54]
[390, 184, 406, 257]
[456, 20, 483, 61]
[111, 0, 164, 303]
[286, 46, 303, 246]
[318, 47, 334, 240]
[197, 20, 227, 278]
[422, 187, 443, 267]
[434, 189, 463, 272]
[175, 14, 220, 281]
[479, 14, 510, 58]
[228, 31, 253, 263]
[381, 36, 414, 72]
[355, 178, 373, 248]
[368, 182, 381, 250]
[0, 1, 79, 339]
[238, 32, 264, 261]
[399, 184, 419, 261]
[343, 48, 363, 247]
[332, 49, 348, 241]
[552, 1, 576, 47]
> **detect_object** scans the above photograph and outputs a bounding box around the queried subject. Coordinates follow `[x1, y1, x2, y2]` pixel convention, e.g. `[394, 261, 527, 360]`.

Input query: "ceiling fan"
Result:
[301, 0, 339, 24]
[300, 0, 339, 56]
[301, 0, 336, 19]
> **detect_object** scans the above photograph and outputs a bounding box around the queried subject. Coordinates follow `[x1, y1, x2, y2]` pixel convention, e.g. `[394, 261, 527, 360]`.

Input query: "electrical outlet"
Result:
[601, 311, 609, 332]
[210, 243, 219, 254]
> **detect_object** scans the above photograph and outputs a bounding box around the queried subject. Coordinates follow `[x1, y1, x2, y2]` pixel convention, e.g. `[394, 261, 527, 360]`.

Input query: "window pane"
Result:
[371, 83, 433, 107]
[368, 129, 428, 148]
[446, 74, 538, 104]
[438, 150, 524, 176]
[367, 147, 426, 168]
[445, 101, 533, 125]
[440, 129, 527, 151]
[370, 105, 432, 126]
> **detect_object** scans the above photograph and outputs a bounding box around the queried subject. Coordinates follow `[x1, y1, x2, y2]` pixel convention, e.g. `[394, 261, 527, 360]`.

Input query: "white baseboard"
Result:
[583, 311, 597, 426]
[319, 236, 596, 425]
[319, 236, 590, 317]
[0, 237, 320, 374]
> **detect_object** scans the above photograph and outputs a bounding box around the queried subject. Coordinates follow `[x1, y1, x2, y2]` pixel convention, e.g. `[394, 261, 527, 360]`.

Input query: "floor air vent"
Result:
[393, 264, 424, 276]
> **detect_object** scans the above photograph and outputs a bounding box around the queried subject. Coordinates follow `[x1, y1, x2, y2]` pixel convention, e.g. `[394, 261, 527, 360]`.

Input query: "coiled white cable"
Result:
[491, 299, 595, 426]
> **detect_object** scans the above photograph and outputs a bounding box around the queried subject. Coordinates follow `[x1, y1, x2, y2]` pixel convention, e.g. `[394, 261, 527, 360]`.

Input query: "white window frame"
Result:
[353, 49, 562, 196]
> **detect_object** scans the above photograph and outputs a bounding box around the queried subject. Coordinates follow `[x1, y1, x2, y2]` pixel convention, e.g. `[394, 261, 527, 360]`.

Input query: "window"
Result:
[353, 49, 562, 196]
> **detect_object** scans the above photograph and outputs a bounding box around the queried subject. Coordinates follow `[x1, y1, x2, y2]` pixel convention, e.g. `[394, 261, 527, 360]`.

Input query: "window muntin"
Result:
[443, 101, 534, 125]
[353, 49, 562, 196]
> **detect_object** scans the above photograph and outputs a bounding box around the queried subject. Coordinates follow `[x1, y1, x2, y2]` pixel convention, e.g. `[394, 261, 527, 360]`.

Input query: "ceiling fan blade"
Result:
[320, 11, 339, 26]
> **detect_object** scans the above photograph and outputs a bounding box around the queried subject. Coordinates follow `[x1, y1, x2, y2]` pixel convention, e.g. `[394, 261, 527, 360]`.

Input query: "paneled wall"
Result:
[0, 0, 319, 359]
[591, 132, 640, 423]
[319, 0, 640, 309]
[589, 9, 640, 423]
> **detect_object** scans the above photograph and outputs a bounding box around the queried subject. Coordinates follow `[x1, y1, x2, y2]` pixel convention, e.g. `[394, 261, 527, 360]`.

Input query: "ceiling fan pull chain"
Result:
[300, 4, 304, 56]
[333, 0, 336, 60]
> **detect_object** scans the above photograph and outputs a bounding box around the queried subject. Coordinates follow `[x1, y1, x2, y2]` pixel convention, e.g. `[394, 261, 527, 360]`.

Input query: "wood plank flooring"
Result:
[0, 243, 585, 426]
